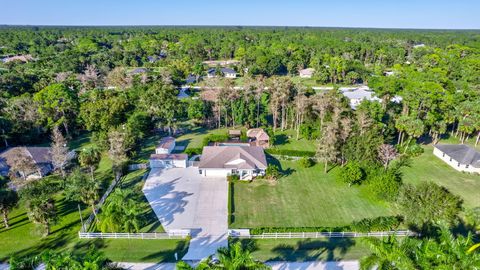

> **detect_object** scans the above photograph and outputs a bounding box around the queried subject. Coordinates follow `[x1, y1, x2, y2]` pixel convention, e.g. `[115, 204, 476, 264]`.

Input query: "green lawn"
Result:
[231, 159, 393, 228]
[239, 238, 369, 262]
[270, 129, 316, 152]
[76, 238, 189, 263]
[0, 133, 187, 263]
[402, 144, 480, 209]
[175, 127, 229, 150]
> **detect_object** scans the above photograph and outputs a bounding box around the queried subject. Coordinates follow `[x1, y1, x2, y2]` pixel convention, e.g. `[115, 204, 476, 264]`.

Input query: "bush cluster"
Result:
[202, 134, 229, 146]
[298, 157, 315, 168]
[184, 147, 202, 155]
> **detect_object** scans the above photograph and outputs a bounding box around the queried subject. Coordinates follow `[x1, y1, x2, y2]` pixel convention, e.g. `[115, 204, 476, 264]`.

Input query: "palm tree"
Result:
[176, 242, 270, 270]
[0, 180, 19, 228]
[100, 189, 144, 233]
[215, 242, 270, 270]
[79, 145, 101, 181]
[360, 235, 416, 270]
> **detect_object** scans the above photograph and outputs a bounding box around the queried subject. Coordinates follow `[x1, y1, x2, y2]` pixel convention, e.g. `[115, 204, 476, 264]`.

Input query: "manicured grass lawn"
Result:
[175, 127, 229, 150]
[271, 129, 316, 152]
[93, 169, 164, 233]
[402, 144, 480, 208]
[76, 238, 189, 263]
[237, 238, 369, 262]
[0, 133, 186, 262]
[231, 159, 393, 228]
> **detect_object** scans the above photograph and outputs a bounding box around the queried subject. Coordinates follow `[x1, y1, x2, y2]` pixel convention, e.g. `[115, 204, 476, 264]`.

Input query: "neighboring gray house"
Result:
[207, 68, 237, 78]
[198, 146, 267, 180]
[0, 147, 54, 179]
[433, 144, 480, 174]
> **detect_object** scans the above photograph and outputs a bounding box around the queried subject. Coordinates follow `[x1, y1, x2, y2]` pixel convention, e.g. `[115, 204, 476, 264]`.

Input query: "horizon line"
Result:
[1, 24, 479, 31]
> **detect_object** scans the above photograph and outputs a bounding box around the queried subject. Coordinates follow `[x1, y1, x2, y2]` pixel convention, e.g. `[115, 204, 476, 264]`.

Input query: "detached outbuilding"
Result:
[433, 144, 480, 174]
[149, 137, 187, 168]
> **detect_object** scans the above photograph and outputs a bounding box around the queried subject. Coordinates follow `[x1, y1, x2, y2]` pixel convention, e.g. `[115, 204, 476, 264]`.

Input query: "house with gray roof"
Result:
[207, 68, 237, 78]
[0, 147, 54, 179]
[198, 146, 267, 180]
[433, 144, 480, 174]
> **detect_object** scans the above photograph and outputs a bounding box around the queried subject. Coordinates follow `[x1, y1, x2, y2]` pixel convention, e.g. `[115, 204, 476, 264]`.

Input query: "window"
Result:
[466, 165, 469, 169]
[458, 163, 460, 167]
[450, 158, 452, 162]
[198, 170, 202, 174]
[442, 153, 445, 157]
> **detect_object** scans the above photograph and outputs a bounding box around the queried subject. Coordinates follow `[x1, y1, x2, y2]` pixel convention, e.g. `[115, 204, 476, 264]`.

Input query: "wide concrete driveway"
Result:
[142, 167, 228, 260]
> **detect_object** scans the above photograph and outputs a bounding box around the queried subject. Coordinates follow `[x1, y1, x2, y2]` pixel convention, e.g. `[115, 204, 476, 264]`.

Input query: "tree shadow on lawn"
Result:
[0, 226, 74, 261]
[262, 238, 356, 262]
[274, 134, 289, 146]
[266, 156, 296, 177]
[140, 240, 189, 262]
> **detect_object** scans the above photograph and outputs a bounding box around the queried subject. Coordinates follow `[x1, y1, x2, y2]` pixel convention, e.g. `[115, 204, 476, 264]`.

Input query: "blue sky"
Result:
[2, 0, 479, 29]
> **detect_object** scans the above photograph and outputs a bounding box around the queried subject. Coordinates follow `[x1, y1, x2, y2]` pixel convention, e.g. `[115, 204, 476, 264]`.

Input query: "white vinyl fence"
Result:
[230, 230, 416, 239]
[78, 231, 190, 239]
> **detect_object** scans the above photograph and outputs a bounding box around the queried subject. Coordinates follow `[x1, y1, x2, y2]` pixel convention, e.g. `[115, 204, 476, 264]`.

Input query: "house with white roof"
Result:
[299, 68, 315, 78]
[340, 86, 381, 109]
[149, 137, 188, 168]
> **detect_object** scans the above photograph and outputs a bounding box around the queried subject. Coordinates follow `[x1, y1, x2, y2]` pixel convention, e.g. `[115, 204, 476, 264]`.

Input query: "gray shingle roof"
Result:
[435, 144, 480, 168]
[199, 146, 267, 170]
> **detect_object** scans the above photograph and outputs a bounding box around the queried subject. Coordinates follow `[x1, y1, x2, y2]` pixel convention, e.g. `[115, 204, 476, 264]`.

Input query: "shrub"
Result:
[202, 133, 229, 146]
[265, 148, 315, 157]
[407, 144, 424, 157]
[367, 168, 402, 201]
[184, 148, 202, 155]
[298, 157, 314, 168]
[227, 174, 240, 182]
[265, 164, 281, 180]
[337, 161, 365, 186]
[350, 216, 403, 232]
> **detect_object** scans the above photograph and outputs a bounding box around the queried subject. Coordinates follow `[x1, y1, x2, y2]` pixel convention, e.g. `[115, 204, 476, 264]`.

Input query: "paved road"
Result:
[116, 260, 360, 270]
[142, 167, 228, 261]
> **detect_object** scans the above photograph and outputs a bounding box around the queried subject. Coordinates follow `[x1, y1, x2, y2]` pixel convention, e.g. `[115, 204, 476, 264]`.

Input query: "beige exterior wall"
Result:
[433, 147, 480, 174]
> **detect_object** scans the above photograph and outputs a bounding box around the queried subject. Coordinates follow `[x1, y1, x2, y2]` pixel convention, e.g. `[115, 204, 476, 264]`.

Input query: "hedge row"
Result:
[350, 216, 403, 232]
[184, 147, 202, 155]
[249, 216, 403, 234]
[265, 148, 316, 157]
[228, 181, 234, 224]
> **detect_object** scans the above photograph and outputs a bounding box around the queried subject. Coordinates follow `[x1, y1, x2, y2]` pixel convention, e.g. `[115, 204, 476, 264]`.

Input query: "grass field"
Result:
[238, 238, 369, 262]
[402, 144, 480, 208]
[231, 159, 393, 228]
[270, 129, 316, 152]
[0, 134, 187, 262]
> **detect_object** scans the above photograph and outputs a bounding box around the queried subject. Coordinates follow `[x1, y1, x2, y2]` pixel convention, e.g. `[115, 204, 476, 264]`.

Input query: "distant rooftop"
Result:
[435, 144, 480, 168]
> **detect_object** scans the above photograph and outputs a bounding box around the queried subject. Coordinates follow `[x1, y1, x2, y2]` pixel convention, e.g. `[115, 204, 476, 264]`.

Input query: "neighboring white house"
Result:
[299, 68, 315, 78]
[198, 146, 267, 180]
[433, 144, 480, 174]
[155, 137, 176, 154]
[149, 153, 188, 169]
[340, 86, 381, 109]
[207, 68, 237, 78]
